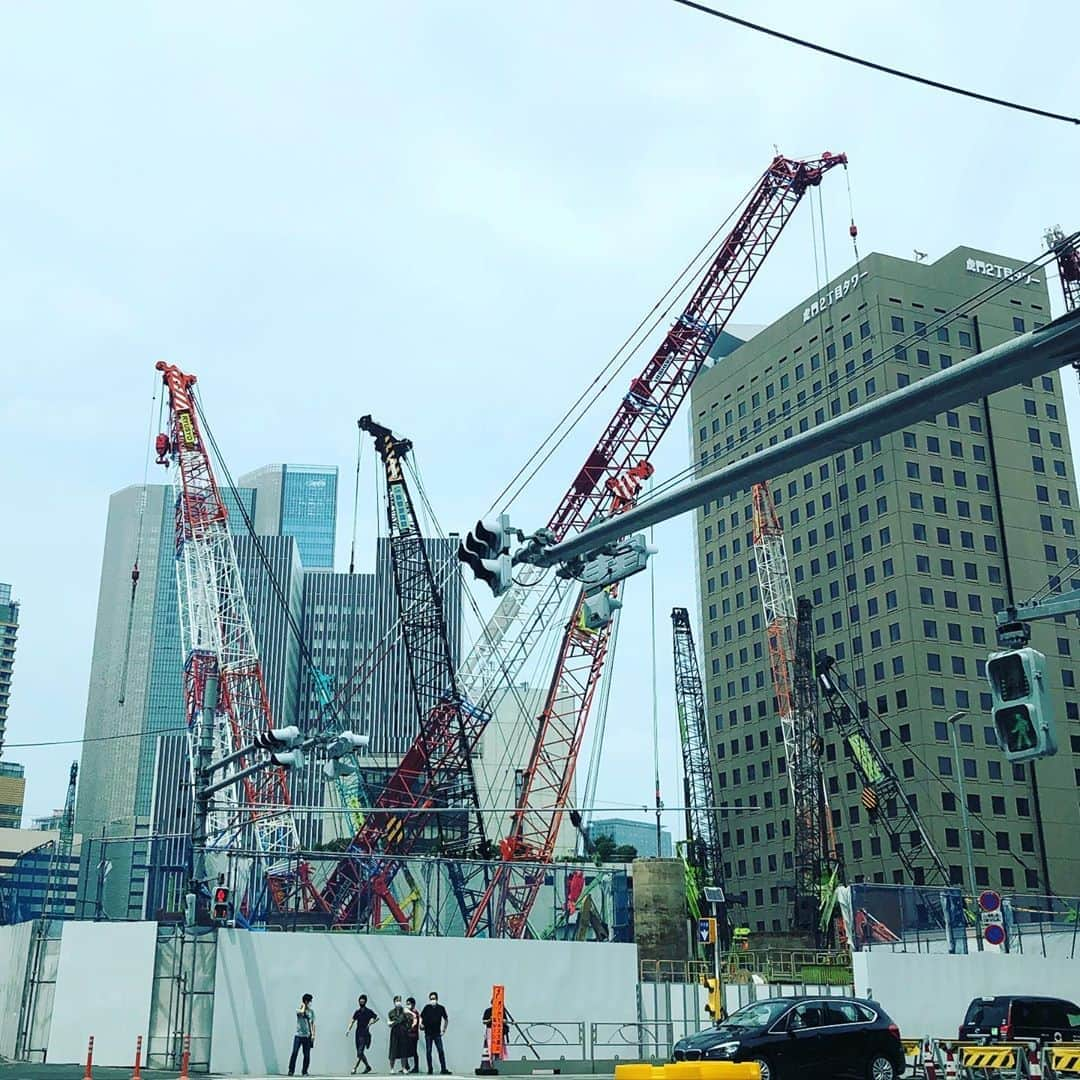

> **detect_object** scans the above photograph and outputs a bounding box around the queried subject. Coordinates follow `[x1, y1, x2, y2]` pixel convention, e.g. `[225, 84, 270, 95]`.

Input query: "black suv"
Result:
[672, 996, 905, 1080]
[960, 996, 1080, 1045]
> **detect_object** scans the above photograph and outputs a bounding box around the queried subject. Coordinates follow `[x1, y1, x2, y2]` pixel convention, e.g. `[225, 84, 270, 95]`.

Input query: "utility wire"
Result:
[669, 0, 1080, 126]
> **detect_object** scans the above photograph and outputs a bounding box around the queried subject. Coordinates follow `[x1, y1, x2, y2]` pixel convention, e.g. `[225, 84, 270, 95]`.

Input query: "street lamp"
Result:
[946, 709, 982, 952]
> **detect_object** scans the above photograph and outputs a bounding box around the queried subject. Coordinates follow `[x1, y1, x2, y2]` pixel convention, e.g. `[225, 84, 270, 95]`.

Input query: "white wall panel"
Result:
[211, 930, 638, 1077]
[46, 921, 157, 1065]
[0, 922, 33, 1058]
[853, 949, 1080, 1038]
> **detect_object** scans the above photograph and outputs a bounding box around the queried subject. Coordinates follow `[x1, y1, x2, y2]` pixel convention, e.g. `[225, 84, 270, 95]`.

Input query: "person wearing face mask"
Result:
[388, 995, 411, 1074]
[420, 991, 450, 1074]
[404, 997, 421, 1075]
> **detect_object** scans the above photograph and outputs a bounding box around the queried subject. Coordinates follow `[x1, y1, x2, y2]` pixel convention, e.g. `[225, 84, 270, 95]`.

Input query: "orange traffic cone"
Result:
[131, 1034, 143, 1080]
[178, 1033, 191, 1080]
[83, 1035, 94, 1080]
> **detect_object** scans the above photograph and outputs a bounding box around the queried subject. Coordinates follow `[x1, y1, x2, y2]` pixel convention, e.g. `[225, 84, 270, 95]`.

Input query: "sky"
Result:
[1, 2, 1078, 828]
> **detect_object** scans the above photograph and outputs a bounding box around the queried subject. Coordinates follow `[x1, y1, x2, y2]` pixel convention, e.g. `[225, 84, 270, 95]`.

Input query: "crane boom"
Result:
[1046, 226, 1080, 313]
[156, 362, 302, 912]
[464, 152, 849, 938]
[671, 608, 725, 920]
[41, 762, 77, 920]
[816, 653, 950, 888]
[320, 419, 488, 929]
[791, 598, 831, 937]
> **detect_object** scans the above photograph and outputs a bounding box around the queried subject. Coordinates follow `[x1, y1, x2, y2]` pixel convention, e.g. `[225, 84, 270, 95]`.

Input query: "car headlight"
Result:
[705, 1042, 740, 1059]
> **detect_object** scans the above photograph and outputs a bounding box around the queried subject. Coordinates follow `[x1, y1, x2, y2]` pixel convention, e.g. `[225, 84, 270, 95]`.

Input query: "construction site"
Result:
[0, 131, 1078, 1079]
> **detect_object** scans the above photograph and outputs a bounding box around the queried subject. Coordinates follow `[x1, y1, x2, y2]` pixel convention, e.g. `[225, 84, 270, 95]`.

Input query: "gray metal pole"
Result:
[948, 710, 983, 952]
[529, 307, 1080, 569]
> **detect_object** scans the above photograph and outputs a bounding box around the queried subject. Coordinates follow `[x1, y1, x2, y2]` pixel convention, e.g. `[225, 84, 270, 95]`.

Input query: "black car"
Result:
[960, 995, 1080, 1045]
[672, 996, 905, 1080]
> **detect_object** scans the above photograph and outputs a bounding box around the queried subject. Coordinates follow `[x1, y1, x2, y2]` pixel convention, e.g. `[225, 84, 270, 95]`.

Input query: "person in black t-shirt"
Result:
[346, 994, 380, 1075]
[420, 991, 451, 1074]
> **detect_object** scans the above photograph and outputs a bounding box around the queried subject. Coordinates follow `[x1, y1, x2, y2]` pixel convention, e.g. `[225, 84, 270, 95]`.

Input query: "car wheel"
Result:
[753, 1056, 776, 1080]
[866, 1053, 896, 1080]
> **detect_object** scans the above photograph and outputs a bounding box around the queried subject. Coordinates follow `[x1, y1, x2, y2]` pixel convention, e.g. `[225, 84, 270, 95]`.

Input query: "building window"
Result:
[891, 315, 904, 332]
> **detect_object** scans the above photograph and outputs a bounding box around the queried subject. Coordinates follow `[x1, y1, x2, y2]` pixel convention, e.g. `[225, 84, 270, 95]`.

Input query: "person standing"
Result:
[388, 995, 410, 1074]
[421, 991, 451, 1074]
[346, 994, 380, 1075]
[288, 993, 316, 1077]
[405, 997, 421, 1075]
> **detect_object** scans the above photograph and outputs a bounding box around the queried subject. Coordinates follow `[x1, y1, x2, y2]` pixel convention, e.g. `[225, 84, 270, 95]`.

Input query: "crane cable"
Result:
[118, 375, 162, 707]
[485, 172, 762, 516]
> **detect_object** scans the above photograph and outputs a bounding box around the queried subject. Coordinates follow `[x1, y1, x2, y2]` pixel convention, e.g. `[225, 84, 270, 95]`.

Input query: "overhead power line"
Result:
[669, 0, 1080, 126]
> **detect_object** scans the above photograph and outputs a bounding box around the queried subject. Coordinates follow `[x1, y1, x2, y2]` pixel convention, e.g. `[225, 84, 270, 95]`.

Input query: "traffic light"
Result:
[986, 648, 1057, 762]
[579, 590, 622, 631]
[323, 731, 371, 778]
[458, 515, 516, 597]
[212, 885, 230, 924]
[253, 725, 307, 768]
[184, 891, 197, 928]
[701, 976, 722, 1023]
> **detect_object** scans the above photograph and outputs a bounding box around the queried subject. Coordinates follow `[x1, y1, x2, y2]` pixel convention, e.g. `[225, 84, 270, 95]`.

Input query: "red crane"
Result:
[464, 152, 848, 937]
[1046, 227, 1080, 313]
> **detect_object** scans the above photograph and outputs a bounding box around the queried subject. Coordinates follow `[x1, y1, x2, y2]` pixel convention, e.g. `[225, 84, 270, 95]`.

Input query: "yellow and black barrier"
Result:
[1047, 1044, 1080, 1077]
[615, 1063, 761, 1080]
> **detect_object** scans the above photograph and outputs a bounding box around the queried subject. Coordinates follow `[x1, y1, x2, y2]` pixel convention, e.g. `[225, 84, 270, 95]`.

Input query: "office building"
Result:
[0, 763, 25, 830]
[691, 245, 1080, 931]
[239, 464, 338, 569]
[75, 484, 255, 845]
[0, 827, 82, 922]
[591, 817, 673, 859]
[0, 584, 19, 758]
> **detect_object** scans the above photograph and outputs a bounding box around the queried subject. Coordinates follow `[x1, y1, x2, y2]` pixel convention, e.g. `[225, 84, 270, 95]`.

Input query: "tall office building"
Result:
[75, 484, 256, 845]
[0, 584, 19, 758]
[239, 464, 339, 569]
[691, 245, 1080, 931]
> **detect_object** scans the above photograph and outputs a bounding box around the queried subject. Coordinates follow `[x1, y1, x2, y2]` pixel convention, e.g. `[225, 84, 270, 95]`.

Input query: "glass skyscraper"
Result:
[239, 464, 339, 569]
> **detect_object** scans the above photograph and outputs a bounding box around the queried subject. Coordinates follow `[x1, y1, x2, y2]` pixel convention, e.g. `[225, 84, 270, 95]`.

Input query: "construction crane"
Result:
[753, 475, 832, 936]
[1046, 227, 1080, 313]
[790, 598, 833, 939]
[462, 152, 849, 938]
[40, 763, 78, 920]
[320, 418, 490, 930]
[670, 607, 725, 938]
[815, 652, 950, 889]
[155, 362, 307, 916]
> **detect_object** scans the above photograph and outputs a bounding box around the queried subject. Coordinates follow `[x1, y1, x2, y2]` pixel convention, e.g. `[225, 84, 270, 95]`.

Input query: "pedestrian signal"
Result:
[986, 648, 1057, 763]
[212, 886, 230, 924]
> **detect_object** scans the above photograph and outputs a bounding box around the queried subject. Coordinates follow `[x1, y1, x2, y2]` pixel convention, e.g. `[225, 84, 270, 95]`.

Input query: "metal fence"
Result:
[25, 835, 631, 942]
[840, 882, 1080, 957]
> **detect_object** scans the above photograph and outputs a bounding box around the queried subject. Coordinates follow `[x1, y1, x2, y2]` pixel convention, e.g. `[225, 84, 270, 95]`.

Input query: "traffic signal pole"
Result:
[520, 307, 1080, 571]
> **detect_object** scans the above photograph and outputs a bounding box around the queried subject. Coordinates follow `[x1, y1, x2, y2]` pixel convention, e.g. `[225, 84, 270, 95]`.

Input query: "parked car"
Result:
[960, 996, 1080, 1045]
[671, 996, 905, 1080]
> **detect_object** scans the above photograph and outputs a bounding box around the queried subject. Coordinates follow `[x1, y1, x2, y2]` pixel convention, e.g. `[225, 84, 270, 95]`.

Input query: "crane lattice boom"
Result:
[156, 362, 302, 910]
[671, 608, 725, 907]
[1046, 227, 1080, 313]
[320, 419, 489, 929]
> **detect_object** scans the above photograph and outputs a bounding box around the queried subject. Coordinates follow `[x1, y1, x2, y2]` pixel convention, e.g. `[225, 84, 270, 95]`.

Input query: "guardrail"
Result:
[899, 1036, 1080, 1079]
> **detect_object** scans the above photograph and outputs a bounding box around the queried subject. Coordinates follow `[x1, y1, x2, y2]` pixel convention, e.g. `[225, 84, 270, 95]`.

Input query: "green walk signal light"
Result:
[986, 648, 1057, 763]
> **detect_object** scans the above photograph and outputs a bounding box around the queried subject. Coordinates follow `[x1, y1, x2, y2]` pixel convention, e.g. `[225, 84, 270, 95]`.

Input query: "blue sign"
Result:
[698, 918, 716, 944]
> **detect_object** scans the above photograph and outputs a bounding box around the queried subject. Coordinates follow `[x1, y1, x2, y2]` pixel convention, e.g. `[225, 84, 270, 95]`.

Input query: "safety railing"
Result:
[500, 1020, 588, 1064]
[900, 1035, 1080, 1079]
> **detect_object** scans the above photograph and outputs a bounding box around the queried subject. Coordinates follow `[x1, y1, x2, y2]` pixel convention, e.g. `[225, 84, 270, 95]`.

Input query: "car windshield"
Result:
[723, 1001, 791, 1029]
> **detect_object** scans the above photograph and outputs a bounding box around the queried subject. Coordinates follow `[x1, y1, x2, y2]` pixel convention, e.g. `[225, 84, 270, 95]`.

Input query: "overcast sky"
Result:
[2, 2, 1078, 828]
